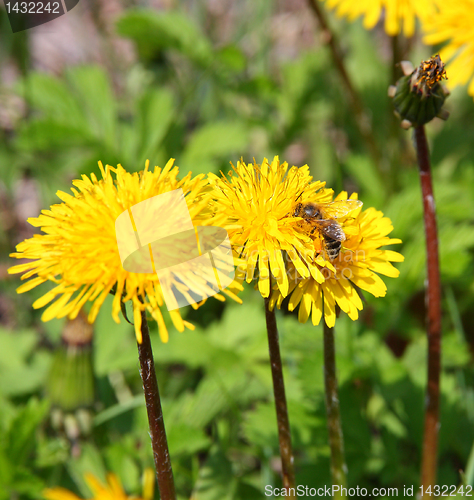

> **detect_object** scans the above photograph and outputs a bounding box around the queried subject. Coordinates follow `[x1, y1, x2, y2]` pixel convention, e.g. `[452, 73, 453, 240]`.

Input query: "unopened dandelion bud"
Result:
[390, 55, 449, 128]
[46, 313, 95, 413]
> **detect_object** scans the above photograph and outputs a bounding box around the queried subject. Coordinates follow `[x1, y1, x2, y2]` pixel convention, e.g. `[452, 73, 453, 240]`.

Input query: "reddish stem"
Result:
[137, 309, 176, 500]
[264, 298, 296, 496]
[414, 125, 442, 488]
[323, 321, 347, 498]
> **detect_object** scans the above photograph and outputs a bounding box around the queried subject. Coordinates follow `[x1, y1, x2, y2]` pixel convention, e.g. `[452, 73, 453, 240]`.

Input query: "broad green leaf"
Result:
[16, 119, 94, 151]
[116, 10, 213, 66]
[66, 66, 117, 149]
[0, 467, 44, 498]
[133, 88, 175, 165]
[167, 422, 211, 457]
[193, 447, 237, 500]
[105, 441, 141, 494]
[94, 296, 137, 376]
[153, 330, 217, 368]
[242, 402, 278, 449]
[0, 329, 51, 396]
[344, 154, 386, 204]
[0, 328, 37, 370]
[19, 72, 86, 126]
[67, 443, 107, 498]
[181, 120, 249, 174]
[216, 45, 247, 72]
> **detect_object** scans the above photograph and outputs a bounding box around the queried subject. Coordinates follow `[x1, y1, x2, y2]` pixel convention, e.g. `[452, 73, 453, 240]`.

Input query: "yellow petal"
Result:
[17, 276, 47, 294]
[323, 288, 336, 328]
[42, 487, 82, 500]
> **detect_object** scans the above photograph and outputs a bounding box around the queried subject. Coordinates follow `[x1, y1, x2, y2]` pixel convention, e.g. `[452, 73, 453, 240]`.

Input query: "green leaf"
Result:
[116, 10, 213, 66]
[16, 118, 94, 151]
[19, 72, 87, 126]
[181, 120, 249, 175]
[345, 21, 387, 89]
[0, 467, 44, 498]
[193, 447, 237, 500]
[366, 393, 407, 438]
[0, 398, 49, 498]
[133, 88, 175, 165]
[0, 328, 37, 371]
[235, 482, 263, 500]
[105, 440, 141, 494]
[442, 331, 471, 368]
[166, 371, 261, 430]
[242, 402, 278, 449]
[439, 223, 474, 278]
[67, 443, 107, 498]
[93, 395, 144, 427]
[94, 296, 137, 376]
[216, 45, 247, 72]
[344, 154, 386, 204]
[0, 329, 51, 396]
[167, 422, 211, 457]
[402, 339, 427, 388]
[5, 398, 49, 464]
[66, 66, 117, 149]
[152, 329, 217, 368]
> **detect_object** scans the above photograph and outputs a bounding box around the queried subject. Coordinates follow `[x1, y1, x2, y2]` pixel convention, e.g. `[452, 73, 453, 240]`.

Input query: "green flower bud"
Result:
[388, 55, 449, 129]
[46, 312, 94, 413]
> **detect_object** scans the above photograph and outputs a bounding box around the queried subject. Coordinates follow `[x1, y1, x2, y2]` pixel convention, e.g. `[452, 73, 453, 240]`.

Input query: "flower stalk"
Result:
[414, 125, 442, 488]
[323, 320, 347, 499]
[264, 297, 296, 496]
[137, 308, 176, 500]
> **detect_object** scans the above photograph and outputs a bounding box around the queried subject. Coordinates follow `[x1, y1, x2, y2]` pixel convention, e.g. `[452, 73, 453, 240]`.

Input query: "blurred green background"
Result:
[1, 1, 474, 498]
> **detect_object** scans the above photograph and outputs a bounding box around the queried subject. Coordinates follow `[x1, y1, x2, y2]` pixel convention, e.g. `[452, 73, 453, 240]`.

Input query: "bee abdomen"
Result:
[324, 237, 341, 261]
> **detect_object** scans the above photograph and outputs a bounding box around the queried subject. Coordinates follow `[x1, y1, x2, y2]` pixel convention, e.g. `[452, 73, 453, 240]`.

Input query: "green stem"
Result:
[137, 309, 176, 500]
[307, 0, 381, 168]
[323, 321, 347, 499]
[264, 297, 296, 496]
[414, 125, 442, 489]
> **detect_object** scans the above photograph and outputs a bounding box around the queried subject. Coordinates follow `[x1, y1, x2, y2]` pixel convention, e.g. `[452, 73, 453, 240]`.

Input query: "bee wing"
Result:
[321, 199, 363, 219]
[314, 220, 346, 242]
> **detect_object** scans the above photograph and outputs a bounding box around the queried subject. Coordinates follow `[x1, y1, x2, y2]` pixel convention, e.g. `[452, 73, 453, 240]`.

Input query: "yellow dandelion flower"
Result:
[208, 157, 334, 299]
[322, 0, 436, 37]
[43, 469, 154, 500]
[9, 160, 218, 343]
[270, 192, 404, 327]
[423, 1, 474, 97]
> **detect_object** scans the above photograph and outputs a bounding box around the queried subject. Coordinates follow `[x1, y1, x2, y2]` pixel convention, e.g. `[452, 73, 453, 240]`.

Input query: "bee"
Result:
[292, 198, 362, 260]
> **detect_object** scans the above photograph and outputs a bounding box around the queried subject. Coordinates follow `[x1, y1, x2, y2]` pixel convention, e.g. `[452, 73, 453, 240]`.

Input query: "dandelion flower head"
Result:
[9, 160, 215, 343]
[321, 0, 435, 37]
[43, 470, 154, 500]
[270, 192, 404, 327]
[423, 0, 474, 97]
[208, 157, 334, 299]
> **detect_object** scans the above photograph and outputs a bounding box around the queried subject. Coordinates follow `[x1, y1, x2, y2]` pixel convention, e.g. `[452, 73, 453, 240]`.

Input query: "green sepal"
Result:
[120, 300, 134, 325]
[391, 72, 448, 127]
